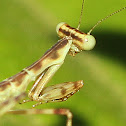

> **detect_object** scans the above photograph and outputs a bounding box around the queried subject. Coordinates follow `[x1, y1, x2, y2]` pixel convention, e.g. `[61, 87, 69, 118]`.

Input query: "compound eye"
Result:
[83, 35, 96, 50]
[56, 22, 66, 34]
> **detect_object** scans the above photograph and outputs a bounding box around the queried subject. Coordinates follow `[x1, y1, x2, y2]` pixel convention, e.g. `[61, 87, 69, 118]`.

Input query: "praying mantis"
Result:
[0, 0, 126, 126]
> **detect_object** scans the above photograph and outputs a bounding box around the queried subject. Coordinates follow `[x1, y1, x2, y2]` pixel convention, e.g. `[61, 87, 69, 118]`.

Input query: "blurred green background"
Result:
[0, 0, 126, 126]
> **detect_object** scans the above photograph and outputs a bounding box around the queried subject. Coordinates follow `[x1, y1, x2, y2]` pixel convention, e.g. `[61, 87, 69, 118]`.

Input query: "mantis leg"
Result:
[28, 62, 64, 101]
[28, 62, 83, 104]
[7, 108, 72, 126]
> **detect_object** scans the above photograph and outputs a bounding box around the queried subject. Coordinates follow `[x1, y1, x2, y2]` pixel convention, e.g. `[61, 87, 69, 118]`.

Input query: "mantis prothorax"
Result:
[0, 0, 126, 125]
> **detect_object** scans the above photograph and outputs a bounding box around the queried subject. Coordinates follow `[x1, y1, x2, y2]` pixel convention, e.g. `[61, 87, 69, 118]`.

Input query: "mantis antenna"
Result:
[87, 7, 126, 35]
[77, 0, 85, 30]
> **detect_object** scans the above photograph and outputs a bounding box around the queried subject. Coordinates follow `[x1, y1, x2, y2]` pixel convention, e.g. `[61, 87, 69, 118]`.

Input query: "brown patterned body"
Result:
[0, 37, 72, 103]
[0, 20, 88, 126]
[0, 36, 84, 121]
